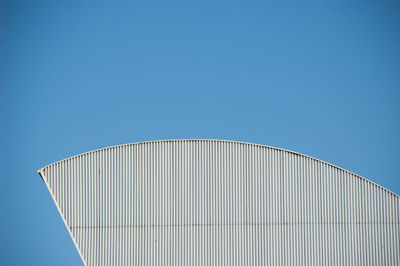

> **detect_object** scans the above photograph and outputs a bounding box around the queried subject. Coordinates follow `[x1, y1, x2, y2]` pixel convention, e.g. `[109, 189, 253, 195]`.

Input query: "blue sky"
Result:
[1, 1, 399, 265]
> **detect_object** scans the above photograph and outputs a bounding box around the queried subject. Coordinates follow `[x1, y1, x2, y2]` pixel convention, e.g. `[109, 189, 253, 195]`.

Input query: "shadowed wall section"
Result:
[38, 140, 400, 265]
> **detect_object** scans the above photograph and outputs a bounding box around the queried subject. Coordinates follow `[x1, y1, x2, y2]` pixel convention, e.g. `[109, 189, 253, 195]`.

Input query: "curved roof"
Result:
[38, 139, 400, 266]
[39, 139, 398, 197]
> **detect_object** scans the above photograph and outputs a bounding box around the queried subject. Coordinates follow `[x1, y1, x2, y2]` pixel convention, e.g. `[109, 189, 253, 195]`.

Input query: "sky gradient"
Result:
[1, 1, 399, 265]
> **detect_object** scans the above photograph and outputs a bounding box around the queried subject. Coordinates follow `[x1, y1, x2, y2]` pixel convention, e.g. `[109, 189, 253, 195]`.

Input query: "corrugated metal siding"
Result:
[38, 139, 400, 266]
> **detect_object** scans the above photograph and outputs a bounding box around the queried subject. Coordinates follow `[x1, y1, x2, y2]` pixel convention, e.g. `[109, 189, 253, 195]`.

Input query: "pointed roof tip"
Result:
[37, 168, 45, 181]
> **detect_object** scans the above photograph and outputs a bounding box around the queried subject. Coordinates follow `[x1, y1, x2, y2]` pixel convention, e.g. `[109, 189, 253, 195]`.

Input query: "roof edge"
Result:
[37, 139, 400, 198]
[39, 170, 87, 265]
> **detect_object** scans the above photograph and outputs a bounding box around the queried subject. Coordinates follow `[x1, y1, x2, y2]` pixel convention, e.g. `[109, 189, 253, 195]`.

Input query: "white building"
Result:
[38, 139, 399, 265]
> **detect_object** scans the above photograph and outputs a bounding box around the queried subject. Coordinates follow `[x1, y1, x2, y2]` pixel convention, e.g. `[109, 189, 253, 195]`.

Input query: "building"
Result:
[38, 139, 399, 265]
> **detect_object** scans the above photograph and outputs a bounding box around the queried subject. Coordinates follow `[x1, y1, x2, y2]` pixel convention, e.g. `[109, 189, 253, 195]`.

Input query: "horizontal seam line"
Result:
[70, 222, 400, 229]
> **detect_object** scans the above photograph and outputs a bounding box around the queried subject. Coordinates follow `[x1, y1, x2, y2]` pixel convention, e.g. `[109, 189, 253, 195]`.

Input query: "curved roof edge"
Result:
[37, 139, 400, 198]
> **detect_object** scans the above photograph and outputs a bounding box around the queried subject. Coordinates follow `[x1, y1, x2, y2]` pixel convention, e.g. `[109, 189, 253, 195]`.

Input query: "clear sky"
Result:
[1, 0, 399, 265]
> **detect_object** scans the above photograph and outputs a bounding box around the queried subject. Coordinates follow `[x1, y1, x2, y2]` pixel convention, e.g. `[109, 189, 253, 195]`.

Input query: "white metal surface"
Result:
[38, 139, 400, 265]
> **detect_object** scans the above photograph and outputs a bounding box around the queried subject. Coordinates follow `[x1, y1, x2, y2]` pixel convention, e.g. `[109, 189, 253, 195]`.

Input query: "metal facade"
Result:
[38, 139, 400, 265]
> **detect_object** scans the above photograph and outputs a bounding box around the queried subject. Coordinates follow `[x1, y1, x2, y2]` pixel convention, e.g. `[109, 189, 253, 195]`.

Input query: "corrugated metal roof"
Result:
[38, 139, 400, 265]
